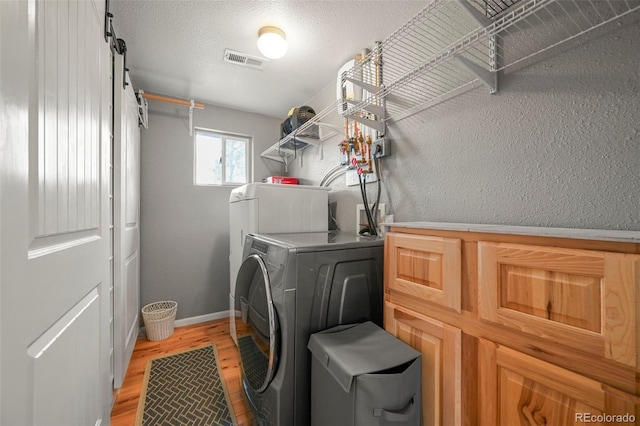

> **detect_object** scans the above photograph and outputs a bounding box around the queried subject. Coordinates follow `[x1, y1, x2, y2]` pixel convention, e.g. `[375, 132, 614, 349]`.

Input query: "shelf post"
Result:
[456, 0, 497, 94]
[488, 34, 497, 94]
[453, 55, 497, 94]
[344, 113, 385, 134]
[341, 76, 386, 135]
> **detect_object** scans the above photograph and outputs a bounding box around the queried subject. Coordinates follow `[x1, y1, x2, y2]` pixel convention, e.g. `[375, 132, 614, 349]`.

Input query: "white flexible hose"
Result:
[322, 169, 347, 187]
[320, 165, 347, 186]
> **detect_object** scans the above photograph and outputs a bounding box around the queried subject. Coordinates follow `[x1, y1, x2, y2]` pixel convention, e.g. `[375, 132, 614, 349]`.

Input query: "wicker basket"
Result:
[142, 301, 178, 341]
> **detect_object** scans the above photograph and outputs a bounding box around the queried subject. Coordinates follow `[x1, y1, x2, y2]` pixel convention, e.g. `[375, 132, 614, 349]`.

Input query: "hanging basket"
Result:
[142, 301, 178, 341]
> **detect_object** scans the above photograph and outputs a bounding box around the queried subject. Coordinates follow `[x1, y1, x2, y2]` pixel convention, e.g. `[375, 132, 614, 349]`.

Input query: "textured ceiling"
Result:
[109, 0, 427, 118]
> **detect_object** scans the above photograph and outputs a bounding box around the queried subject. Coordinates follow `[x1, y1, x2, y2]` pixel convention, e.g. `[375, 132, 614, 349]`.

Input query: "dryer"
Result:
[234, 232, 384, 426]
[229, 183, 328, 344]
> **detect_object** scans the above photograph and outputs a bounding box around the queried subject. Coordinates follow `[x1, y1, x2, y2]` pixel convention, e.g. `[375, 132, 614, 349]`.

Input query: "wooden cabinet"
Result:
[384, 226, 640, 426]
[385, 302, 462, 426]
[479, 339, 639, 425]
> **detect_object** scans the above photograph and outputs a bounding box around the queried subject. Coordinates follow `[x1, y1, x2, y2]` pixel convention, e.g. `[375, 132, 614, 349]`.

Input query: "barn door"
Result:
[0, 0, 112, 424]
[113, 51, 141, 389]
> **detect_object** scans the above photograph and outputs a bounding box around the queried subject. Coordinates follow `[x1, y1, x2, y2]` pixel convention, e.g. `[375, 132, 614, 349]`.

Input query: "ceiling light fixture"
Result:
[257, 26, 288, 59]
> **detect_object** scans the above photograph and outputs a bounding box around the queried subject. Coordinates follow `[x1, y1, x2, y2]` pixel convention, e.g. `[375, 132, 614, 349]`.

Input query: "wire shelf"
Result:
[261, 0, 640, 163]
[259, 102, 342, 166]
[494, 0, 640, 72]
[335, 1, 498, 123]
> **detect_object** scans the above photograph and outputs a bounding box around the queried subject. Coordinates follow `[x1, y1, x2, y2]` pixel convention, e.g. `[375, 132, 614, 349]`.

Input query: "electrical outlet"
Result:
[371, 137, 389, 158]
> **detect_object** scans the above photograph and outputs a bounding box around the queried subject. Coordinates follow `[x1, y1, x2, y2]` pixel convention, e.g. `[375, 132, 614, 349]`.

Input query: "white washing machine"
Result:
[229, 183, 328, 344]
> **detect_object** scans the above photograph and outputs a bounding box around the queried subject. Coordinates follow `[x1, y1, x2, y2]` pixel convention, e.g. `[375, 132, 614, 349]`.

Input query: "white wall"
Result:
[140, 102, 282, 319]
[289, 16, 640, 233]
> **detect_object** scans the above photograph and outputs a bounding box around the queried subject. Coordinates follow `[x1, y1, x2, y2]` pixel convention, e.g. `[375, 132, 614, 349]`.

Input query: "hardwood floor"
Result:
[110, 318, 256, 426]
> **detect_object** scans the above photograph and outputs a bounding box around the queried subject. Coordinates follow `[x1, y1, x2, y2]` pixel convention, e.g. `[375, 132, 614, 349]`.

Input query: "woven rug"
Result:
[135, 345, 237, 426]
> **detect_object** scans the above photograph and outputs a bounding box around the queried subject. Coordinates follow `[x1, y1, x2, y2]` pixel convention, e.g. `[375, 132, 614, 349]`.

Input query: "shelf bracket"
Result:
[343, 76, 381, 97]
[456, 0, 492, 27]
[453, 55, 497, 94]
[343, 99, 385, 118]
[489, 34, 498, 82]
[345, 113, 385, 134]
[340, 77, 386, 134]
[384, 93, 414, 109]
[278, 147, 294, 173]
[455, 0, 498, 94]
[188, 100, 194, 136]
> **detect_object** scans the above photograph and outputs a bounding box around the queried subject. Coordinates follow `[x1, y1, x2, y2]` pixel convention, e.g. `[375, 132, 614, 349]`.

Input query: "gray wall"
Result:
[141, 18, 640, 321]
[289, 17, 640, 233]
[140, 102, 282, 320]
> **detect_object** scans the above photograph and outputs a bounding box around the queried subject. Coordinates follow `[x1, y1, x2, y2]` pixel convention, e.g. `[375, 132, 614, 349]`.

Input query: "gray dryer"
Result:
[233, 231, 384, 426]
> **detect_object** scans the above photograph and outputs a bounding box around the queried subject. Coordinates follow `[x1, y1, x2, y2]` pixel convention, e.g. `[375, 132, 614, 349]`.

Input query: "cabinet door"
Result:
[479, 339, 639, 425]
[385, 302, 462, 426]
[386, 232, 462, 312]
[478, 242, 640, 367]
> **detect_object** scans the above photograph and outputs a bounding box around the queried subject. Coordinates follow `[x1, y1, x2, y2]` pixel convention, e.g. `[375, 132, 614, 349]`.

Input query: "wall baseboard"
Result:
[174, 311, 232, 327]
[139, 310, 235, 338]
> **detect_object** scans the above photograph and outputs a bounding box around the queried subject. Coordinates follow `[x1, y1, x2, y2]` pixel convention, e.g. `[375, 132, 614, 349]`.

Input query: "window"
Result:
[194, 128, 250, 186]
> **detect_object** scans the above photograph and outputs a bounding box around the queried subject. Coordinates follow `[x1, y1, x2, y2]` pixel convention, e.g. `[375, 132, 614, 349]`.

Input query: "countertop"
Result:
[385, 221, 640, 243]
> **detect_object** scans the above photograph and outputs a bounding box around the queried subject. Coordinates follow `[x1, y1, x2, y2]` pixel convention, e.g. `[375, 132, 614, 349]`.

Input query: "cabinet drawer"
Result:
[386, 232, 462, 312]
[478, 242, 640, 367]
[479, 339, 639, 425]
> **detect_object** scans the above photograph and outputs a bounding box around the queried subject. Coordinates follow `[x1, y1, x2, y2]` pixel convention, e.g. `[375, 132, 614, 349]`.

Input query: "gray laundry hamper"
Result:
[308, 321, 421, 426]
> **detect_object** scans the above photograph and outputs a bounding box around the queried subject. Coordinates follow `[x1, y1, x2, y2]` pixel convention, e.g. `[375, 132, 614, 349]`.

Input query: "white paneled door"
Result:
[113, 52, 141, 389]
[1, 0, 112, 424]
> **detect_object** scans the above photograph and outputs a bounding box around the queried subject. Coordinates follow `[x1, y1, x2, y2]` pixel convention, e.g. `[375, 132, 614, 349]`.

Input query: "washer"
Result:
[229, 183, 328, 345]
[234, 231, 384, 426]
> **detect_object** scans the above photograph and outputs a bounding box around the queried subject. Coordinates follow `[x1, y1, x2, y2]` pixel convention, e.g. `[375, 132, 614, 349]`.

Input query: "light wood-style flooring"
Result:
[110, 318, 256, 426]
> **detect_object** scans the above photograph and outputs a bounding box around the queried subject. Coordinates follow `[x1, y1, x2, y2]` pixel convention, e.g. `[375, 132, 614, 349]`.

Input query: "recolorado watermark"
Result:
[576, 413, 636, 423]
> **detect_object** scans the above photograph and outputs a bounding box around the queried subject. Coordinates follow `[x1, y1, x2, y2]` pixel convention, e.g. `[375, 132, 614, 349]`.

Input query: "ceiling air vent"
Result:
[223, 49, 265, 70]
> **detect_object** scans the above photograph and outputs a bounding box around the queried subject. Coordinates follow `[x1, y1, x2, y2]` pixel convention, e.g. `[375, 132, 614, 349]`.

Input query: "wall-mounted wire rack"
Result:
[260, 121, 340, 166]
[261, 0, 640, 164]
